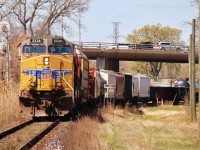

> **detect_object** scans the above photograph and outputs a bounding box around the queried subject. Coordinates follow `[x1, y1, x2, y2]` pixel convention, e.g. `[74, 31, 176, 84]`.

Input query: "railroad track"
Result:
[0, 118, 61, 149]
[0, 119, 34, 139]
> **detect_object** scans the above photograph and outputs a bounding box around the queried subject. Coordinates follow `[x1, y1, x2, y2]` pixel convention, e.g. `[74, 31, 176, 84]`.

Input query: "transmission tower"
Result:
[111, 22, 121, 43]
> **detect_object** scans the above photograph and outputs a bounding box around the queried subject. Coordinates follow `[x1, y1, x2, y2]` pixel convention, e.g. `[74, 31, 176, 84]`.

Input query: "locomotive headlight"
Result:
[44, 57, 49, 61]
[43, 57, 49, 65]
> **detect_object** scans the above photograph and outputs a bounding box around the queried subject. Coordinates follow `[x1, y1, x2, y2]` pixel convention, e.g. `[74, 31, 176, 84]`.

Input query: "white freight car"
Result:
[95, 69, 116, 98]
[132, 74, 150, 101]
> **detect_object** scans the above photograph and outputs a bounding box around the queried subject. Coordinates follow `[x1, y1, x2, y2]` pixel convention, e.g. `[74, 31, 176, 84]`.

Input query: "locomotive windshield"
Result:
[48, 45, 71, 54]
[23, 45, 46, 54]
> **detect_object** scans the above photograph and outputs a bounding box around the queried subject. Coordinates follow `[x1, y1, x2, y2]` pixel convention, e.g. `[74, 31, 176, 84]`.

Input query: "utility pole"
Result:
[78, 1, 81, 45]
[189, 19, 196, 121]
[111, 22, 121, 43]
[61, 15, 63, 37]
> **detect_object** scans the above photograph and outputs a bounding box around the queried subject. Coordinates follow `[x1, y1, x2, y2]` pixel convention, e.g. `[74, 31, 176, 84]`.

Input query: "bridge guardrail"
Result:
[77, 42, 137, 49]
[76, 42, 191, 51]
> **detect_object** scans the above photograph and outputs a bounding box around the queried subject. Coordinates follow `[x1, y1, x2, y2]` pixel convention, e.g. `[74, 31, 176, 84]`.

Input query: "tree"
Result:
[11, 0, 47, 35]
[191, 0, 198, 6]
[38, 0, 90, 36]
[127, 23, 183, 44]
[0, 0, 17, 21]
[0, 0, 8, 20]
[7, 0, 90, 36]
[126, 24, 183, 80]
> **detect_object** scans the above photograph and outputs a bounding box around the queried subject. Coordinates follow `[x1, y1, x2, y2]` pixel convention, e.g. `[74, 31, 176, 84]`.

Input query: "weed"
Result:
[101, 105, 200, 150]
[0, 81, 25, 131]
[61, 116, 111, 150]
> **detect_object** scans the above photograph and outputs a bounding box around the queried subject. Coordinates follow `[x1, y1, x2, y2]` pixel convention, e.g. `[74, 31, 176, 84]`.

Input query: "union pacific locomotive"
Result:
[19, 36, 89, 116]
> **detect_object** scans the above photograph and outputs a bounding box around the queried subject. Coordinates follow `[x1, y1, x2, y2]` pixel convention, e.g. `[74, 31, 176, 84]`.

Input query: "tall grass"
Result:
[101, 105, 200, 150]
[61, 117, 111, 150]
[0, 81, 24, 131]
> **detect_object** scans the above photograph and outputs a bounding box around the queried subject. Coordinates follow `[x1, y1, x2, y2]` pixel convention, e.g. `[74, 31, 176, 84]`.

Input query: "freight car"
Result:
[19, 36, 89, 116]
[132, 74, 150, 102]
[93, 69, 150, 104]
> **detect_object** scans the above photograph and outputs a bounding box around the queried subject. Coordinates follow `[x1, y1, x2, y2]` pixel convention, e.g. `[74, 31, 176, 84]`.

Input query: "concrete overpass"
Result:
[77, 43, 195, 72]
[78, 48, 194, 63]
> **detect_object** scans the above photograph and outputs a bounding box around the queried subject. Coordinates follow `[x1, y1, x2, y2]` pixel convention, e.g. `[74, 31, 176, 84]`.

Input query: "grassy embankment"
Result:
[101, 105, 200, 150]
[59, 104, 200, 150]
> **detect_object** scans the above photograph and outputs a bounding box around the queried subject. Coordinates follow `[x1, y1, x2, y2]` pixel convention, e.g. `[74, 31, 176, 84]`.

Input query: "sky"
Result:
[68, 0, 198, 44]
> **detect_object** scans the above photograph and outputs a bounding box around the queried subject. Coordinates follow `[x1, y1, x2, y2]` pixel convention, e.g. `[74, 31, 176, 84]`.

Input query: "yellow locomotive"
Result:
[19, 36, 89, 116]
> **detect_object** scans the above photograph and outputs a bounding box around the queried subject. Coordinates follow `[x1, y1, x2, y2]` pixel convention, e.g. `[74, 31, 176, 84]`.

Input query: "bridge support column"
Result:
[96, 57, 119, 72]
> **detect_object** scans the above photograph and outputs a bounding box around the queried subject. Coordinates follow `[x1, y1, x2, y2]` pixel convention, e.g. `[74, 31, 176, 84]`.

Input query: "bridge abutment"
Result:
[96, 57, 119, 72]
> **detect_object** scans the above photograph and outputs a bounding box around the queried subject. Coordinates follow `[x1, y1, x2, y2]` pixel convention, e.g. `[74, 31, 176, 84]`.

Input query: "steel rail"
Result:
[0, 119, 34, 139]
[17, 119, 60, 150]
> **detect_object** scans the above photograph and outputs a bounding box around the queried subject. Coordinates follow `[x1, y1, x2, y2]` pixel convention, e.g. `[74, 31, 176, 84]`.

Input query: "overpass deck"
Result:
[78, 48, 194, 63]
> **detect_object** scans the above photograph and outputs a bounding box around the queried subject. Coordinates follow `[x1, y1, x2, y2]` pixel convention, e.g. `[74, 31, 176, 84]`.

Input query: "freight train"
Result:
[19, 36, 89, 116]
[89, 69, 151, 105]
[18, 36, 151, 117]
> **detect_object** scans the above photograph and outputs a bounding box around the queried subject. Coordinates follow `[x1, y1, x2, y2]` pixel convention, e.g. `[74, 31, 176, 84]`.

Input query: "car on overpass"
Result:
[129, 41, 153, 50]
[153, 42, 181, 51]
[136, 41, 153, 49]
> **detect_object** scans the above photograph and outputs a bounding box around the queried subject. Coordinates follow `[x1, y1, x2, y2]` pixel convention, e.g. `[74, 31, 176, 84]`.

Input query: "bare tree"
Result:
[29, 0, 49, 35]
[38, 0, 90, 36]
[191, 0, 198, 6]
[0, 0, 9, 20]
[11, 0, 49, 35]
[7, 0, 89, 36]
[150, 62, 163, 80]
[0, 0, 17, 21]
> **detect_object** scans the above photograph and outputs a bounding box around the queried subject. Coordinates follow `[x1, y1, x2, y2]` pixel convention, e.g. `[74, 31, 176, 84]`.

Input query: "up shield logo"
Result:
[22, 68, 72, 80]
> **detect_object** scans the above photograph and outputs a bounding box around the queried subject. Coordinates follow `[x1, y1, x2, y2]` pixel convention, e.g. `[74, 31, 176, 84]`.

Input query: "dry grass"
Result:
[101, 105, 200, 150]
[61, 117, 111, 150]
[0, 81, 26, 131]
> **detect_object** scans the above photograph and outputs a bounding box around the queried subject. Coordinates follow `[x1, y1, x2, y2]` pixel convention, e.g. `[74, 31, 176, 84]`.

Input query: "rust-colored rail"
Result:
[17, 119, 60, 150]
[0, 120, 34, 139]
